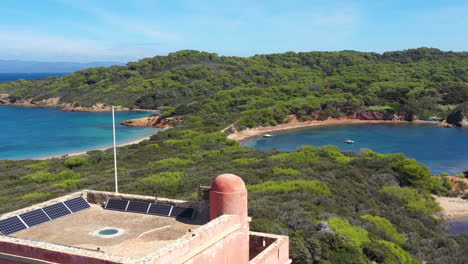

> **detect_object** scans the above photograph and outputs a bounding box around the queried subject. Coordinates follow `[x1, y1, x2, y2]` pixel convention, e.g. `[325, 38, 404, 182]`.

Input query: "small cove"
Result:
[0, 106, 157, 160]
[242, 123, 468, 175]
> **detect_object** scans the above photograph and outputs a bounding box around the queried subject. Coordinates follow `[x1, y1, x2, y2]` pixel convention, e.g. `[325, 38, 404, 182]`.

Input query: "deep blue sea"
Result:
[0, 73, 67, 81]
[242, 123, 468, 175]
[0, 106, 157, 160]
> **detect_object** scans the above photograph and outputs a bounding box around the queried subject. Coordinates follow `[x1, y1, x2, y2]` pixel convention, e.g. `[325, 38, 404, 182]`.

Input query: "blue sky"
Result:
[1, 0, 466, 62]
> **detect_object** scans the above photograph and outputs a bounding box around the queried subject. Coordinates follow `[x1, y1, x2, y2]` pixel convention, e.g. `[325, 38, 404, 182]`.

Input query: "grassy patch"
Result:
[361, 215, 407, 244]
[24, 161, 49, 169]
[233, 158, 261, 164]
[272, 167, 301, 176]
[248, 180, 331, 196]
[380, 186, 441, 214]
[153, 157, 195, 168]
[366, 106, 394, 110]
[64, 157, 88, 168]
[328, 217, 370, 248]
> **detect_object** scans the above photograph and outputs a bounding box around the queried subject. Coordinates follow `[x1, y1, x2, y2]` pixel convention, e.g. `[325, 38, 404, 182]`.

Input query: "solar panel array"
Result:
[104, 199, 196, 219]
[0, 196, 90, 236]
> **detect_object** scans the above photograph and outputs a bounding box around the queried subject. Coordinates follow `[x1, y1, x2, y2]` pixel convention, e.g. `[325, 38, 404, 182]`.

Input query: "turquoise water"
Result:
[242, 123, 468, 175]
[0, 106, 157, 160]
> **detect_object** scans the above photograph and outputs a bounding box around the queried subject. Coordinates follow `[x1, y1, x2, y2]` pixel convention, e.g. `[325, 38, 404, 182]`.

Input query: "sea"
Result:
[448, 216, 468, 235]
[0, 73, 67, 81]
[0, 106, 157, 160]
[242, 123, 468, 175]
[0, 73, 157, 159]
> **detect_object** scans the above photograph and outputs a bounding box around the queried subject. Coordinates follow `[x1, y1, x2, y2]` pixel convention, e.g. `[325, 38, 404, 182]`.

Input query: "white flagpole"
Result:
[112, 106, 119, 193]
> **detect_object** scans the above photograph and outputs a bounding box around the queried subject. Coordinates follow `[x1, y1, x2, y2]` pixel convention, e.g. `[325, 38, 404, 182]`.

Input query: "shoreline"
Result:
[0, 104, 155, 113]
[434, 196, 468, 220]
[227, 119, 438, 142]
[35, 133, 156, 160]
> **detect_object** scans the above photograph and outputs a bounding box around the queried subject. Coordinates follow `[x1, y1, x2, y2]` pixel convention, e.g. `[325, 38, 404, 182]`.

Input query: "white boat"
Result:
[263, 134, 273, 138]
[345, 139, 355, 144]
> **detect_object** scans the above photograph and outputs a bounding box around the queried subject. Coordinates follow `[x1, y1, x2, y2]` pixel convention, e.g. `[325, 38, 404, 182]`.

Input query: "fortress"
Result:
[0, 174, 290, 264]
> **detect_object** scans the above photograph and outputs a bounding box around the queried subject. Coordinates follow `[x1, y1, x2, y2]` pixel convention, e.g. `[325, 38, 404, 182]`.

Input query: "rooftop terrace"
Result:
[0, 174, 290, 264]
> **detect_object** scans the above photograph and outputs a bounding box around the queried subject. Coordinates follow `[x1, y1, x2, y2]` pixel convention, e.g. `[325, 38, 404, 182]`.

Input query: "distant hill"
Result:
[1, 48, 467, 129]
[0, 60, 123, 73]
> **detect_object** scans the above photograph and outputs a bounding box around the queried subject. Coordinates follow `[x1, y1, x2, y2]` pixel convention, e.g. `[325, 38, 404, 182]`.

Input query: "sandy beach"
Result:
[36, 134, 154, 160]
[434, 196, 468, 219]
[227, 119, 437, 142]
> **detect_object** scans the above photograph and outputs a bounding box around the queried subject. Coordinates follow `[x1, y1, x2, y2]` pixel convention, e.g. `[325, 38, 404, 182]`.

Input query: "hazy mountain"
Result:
[0, 60, 124, 73]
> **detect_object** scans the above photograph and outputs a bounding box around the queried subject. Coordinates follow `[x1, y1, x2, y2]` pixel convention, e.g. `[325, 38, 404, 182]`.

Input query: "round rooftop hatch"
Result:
[92, 227, 124, 238]
[98, 228, 119, 235]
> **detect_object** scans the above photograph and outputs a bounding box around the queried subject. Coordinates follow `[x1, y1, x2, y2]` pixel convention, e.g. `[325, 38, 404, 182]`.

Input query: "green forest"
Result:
[1, 48, 467, 130]
[1, 48, 468, 263]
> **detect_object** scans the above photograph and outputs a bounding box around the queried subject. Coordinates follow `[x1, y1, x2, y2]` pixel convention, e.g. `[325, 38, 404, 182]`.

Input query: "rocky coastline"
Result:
[120, 116, 182, 128]
[0, 94, 142, 112]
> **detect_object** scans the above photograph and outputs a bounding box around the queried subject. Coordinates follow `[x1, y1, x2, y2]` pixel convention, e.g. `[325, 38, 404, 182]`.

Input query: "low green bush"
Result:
[153, 157, 195, 168]
[141, 171, 186, 186]
[248, 180, 331, 196]
[268, 151, 319, 164]
[233, 158, 261, 164]
[24, 161, 49, 169]
[272, 167, 301, 176]
[380, 186, 441, 214]
[64, 157, 88, 168]
[328, 217, 370, 248]
[21, 170, 81, 183]
[19, 192, 50, 200]
[53, 179, 83, 188]
[360, 215, 406, 244]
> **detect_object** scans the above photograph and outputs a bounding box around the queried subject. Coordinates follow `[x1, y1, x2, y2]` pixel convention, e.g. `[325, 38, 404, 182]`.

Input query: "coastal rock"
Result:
[0, 94, 8, 104]
[221, 124, 240, 134]
[120, 116, 181, 128]
[446, 103, 468, 127]
[0, 94, 137, 112]
[121, 116, 161, 127]
[347, 110, 415, 121]
[437, 120, 454, 128]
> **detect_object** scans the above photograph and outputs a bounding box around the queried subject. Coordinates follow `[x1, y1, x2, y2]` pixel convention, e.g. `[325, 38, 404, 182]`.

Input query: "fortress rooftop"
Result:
[0, 174, 290, 264]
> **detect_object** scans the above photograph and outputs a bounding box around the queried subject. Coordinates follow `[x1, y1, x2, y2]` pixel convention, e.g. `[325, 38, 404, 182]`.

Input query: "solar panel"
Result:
[0, 216, 28, 235]
[104, 199, 129, 211]
[64, 197, 90, 213]
[126, 201, 151, 213]
[148, 204, 172, 216]
[43, 202, 71, 219]
[19, 209, 50, 227]
[169, 206, 196, 219]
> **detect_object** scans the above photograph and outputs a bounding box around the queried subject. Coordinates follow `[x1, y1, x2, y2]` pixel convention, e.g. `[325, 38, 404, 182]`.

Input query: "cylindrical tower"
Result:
[210, 173, 248, 221]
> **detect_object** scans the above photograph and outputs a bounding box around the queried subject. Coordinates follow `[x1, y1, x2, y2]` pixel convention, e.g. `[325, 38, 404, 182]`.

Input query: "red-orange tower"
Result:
[210, 173, 250, 263]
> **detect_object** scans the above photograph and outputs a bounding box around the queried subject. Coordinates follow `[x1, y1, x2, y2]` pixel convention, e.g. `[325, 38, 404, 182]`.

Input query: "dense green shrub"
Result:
[272, 167, 301, 176]
[248, 180, 331, 196]
[153, 157, 195, 168]
[141, 172, 185, 186]
[64, 157, 88, 168]
[20, 170, 81, 183]
[360, 215, 407, 244]
[268, 151, 319, 164]
[19, 192, 51, 200]
[24, 161, 49, 169]
[328, 217, 370, 248]
[380, 186, 441, 214]
[53, 179, 83, 188]
[233, 158, 261, 164]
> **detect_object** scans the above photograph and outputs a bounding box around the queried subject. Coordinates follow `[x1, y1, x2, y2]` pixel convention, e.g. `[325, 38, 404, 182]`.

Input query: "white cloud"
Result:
[55, 0, 177, 41]
[0, 29, 159, 62]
